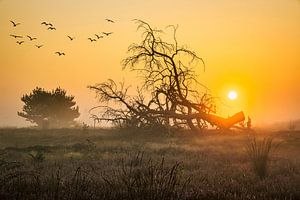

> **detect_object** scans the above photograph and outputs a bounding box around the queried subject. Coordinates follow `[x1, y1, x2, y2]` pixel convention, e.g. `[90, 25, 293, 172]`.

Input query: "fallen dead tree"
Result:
[89, 20, 245, 132]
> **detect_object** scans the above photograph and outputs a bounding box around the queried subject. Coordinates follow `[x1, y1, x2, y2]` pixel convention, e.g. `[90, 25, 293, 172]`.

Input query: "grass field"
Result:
[0, 128, 299, 199]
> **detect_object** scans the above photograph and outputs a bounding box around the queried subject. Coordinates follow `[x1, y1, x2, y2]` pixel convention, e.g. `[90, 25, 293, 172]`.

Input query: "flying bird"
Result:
[16, 41, 24, 45]
[102, 32, 113, 36]
[47, 27, 56, 30]
[27, 35, 37, 41]
[10, 20, 20, 27]
[35, 45, 43, 48]
[105, 19, 115, 23]
[67, 35, 75, 41]
[41, 22, 53, 26]
[10, 34, 23, 39]
[88, 38, 97, 42]
[95, 34, 103, 39]
[55, 52, 65, 56]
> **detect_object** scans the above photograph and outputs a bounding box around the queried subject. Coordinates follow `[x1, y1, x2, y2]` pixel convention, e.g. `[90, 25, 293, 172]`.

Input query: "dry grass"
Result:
[0, 128, 299, 199]
[245, 135, 279, 179]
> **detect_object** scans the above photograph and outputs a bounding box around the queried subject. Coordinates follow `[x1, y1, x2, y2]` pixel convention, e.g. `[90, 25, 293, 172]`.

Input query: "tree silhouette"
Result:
[18, 87, 80, 128]
[89, 20, 245, 132]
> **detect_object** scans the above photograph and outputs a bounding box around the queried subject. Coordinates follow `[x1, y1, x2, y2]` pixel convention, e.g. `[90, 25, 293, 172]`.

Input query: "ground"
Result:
[0, 128, 299, 199]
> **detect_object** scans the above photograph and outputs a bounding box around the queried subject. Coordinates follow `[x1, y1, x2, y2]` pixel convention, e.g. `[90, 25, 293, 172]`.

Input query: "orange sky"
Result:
[0, 0, 299, 127]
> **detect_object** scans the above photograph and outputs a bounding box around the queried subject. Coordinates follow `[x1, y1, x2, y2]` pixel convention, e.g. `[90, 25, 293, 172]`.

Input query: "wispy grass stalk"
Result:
[245, 135, 279, 179]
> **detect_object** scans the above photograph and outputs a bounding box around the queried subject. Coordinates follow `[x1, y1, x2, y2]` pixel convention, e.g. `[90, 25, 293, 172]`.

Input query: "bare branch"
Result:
[89, 20, 245, 131]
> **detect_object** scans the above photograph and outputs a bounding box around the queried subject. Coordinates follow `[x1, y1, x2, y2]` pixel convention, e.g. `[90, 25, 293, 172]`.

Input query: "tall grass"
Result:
[245, 135, 279, 179]
[101, 152, 189, 200]
[0, 129, 299, 199]
[0, 152, 189, 200]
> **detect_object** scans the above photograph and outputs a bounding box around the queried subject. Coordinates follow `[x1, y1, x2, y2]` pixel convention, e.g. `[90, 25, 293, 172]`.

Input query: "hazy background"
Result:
[0, 0, 299, 128]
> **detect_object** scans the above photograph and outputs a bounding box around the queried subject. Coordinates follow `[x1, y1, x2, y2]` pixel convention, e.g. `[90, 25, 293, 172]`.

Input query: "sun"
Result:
[228, 90, 238, 100]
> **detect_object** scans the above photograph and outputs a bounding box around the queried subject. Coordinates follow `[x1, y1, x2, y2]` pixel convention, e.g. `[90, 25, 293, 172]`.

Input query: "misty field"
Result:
[0, 128, 299, 200]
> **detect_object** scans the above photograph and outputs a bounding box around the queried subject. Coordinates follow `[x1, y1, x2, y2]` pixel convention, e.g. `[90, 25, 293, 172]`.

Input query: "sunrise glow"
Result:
[0, 0, 299, 126]
[228, 91, 238, 100]
[0, 1, 299, 197]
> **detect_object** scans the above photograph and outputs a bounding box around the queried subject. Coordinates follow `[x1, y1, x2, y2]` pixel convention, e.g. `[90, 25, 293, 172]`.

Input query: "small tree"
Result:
[18, 87, 80, 128]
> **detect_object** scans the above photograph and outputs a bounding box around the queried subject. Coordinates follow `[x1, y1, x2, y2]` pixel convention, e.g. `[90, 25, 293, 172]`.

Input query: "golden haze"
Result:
[0, 0, 299, 127]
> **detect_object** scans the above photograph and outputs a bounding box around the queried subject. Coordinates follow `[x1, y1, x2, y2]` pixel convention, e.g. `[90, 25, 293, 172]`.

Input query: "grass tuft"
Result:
[245, 135, 279, 179]
[28, 150, 46, 163]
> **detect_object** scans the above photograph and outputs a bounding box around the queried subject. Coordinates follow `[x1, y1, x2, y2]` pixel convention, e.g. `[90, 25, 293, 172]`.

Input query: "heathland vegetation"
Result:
[0, 128, 299, 199]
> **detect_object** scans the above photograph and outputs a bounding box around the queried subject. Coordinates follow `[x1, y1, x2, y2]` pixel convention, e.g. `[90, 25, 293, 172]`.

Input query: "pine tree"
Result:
[18, 87, 80, 128]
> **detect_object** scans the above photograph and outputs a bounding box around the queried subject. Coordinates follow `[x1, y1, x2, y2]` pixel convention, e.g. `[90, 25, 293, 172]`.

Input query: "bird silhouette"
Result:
[105, 19, 115, 23]
[67, 35, 75, 41]
[55, 52, 65, 56]
[10, 34, 23, 39]
[41, 22, 53, 26]
[88, 38, 97, 42]
[102, 32, 113, 36]
[10, 20, 20, 27]
[27, 35, 37, 41]
[16, 41, 24, 45]
[47, 27, 56, 30]
[95, 34, 104, 39]
[35, 45, 43, 48]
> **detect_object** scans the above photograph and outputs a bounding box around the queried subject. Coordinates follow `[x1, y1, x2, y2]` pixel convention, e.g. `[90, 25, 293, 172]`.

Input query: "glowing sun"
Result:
[228, 90, 238, 100]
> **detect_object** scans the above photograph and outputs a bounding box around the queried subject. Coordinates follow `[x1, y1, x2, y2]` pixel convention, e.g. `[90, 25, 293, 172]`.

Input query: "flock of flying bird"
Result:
[9, 18, 115, 56]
